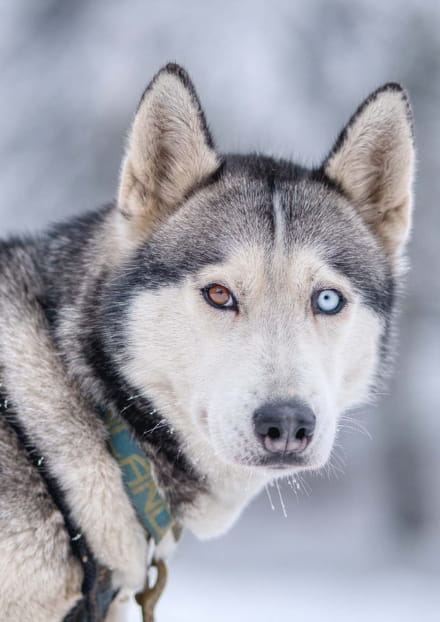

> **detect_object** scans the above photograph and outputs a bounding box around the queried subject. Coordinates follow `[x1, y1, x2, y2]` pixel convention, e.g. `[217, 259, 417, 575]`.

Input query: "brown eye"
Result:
[202, 283, 237, 311]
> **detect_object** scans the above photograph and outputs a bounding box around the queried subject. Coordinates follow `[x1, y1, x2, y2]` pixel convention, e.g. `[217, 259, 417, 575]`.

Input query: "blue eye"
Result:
[313, 289, 345, 314]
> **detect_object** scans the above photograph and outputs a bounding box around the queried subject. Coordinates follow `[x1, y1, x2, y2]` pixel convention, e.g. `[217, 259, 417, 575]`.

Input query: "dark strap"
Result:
[63, 567, 116, 622]
[0, 387, 116, 621]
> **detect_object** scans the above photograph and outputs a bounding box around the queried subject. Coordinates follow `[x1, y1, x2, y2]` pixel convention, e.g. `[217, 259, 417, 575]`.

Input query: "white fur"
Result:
[123, 245, 382, 539]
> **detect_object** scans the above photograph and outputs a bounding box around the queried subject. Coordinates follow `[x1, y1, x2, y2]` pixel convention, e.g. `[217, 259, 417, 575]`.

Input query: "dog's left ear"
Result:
[118, 63, 219, 237]
[324, 84, 415, 264]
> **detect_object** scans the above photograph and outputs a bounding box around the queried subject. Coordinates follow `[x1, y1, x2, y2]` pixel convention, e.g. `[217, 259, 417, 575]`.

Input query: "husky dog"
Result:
[0, 64, 414, 621]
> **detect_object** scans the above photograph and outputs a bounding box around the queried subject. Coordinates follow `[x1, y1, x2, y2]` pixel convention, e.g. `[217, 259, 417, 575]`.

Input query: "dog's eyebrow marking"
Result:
[272, 190, 286, 250]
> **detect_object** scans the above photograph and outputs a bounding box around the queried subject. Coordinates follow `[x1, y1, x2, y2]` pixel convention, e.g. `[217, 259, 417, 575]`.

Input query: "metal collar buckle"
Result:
[135, 559, 168, 622]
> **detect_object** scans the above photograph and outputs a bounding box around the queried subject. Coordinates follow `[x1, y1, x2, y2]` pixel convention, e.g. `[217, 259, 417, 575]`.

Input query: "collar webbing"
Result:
[101, 407, 173, 544]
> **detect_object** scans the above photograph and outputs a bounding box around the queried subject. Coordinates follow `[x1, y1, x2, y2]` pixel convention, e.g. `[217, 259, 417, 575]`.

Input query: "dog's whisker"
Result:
[287, 474, 299, 495]
[275, 479, 288, 518]
[143, 420, 169, 437]
[338, 419, 373, 440]
[265, 484, 276, 511]
[297, 474, 312, 496]
[126, 394, 144, 402]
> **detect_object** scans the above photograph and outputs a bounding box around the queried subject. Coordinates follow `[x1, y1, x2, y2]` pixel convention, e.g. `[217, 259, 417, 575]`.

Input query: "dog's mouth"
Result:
[251, 452, 309, 470]
[228, 450, 312, 471]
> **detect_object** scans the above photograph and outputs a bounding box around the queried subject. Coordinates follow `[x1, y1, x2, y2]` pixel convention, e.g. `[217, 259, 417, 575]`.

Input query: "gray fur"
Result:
[0, 64, 414, 620]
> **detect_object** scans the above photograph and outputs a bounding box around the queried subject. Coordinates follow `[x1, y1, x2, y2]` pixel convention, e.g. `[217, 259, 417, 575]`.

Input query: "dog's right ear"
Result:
[118, 64, 219, 237]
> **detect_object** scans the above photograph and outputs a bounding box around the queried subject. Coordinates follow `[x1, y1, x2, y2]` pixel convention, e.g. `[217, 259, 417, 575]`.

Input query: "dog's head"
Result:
[106, 64, 414, 478]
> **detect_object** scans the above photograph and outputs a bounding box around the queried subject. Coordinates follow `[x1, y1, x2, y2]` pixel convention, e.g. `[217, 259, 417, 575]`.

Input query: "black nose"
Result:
[254, 399, 316, 454]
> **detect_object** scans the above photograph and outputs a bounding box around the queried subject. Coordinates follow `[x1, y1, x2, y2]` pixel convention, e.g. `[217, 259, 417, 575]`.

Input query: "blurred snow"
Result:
[0, 1, 439, 620]
[119, 558, 440, 622]
[158, 561, 440, 622]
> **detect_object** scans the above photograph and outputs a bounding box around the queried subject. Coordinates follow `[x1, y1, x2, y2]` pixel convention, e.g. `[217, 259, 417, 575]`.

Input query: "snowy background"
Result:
[1, 1, 439, 620]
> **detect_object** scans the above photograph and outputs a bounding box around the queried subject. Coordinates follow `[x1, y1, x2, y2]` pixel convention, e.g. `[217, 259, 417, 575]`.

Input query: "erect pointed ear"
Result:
[323, 84, 415, 264]
[118, 64, 220, 236]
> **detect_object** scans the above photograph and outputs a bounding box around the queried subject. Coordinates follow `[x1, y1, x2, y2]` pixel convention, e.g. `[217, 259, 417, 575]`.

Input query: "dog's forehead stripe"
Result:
[272, 190, 286, 250]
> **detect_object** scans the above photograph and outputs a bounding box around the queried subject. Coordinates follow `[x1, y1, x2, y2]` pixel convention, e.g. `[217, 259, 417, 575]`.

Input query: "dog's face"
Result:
[108, 65, 414, 480]
[121, 177, 388, 474]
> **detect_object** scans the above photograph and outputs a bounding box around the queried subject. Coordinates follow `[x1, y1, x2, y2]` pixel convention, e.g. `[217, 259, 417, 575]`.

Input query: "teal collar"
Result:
[101, 407, 174, 544]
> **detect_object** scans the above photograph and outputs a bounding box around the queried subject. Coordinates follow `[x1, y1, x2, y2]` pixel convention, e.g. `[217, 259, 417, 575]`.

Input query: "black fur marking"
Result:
[222, 153, 310, 183]
[111, 244, 223, 295]
[39, 206, 114, 320]
[220, 153, 348, 201]
[326, 249, 395, 316]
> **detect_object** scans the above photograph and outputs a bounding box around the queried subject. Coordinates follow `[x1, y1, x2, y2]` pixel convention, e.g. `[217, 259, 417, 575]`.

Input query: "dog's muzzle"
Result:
[253, 398, 315, 461]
